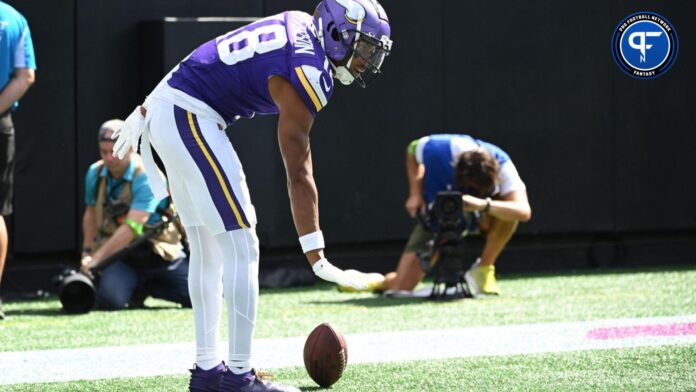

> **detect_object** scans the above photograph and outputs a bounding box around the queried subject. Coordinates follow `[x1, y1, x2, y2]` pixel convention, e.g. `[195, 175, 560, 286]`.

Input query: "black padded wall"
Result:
[4, 0, 696, 259]
[611, 0, 696, 231]
[443, 0, 616, 234]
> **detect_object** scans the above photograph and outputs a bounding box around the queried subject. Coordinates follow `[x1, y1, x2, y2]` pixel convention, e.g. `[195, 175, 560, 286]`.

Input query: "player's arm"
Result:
[405, 140, 425, 217]
[268, 75, 366, 289]
[463, 190, 532, 222]
[81, 209, 150, 273]
[268, 75, 322, 263]
[0, 68, 35, 113]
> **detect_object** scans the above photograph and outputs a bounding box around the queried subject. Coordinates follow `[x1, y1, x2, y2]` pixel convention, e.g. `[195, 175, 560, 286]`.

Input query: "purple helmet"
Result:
[314, 0, 393, 87]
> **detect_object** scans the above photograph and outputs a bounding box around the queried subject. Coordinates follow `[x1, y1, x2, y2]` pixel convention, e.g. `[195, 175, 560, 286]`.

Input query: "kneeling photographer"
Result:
[336, 133, 531, 296]
[62, 119, 191, 312]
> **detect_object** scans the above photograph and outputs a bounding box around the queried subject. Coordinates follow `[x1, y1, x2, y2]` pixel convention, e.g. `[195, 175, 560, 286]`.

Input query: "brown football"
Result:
[303, 322, 348, 387]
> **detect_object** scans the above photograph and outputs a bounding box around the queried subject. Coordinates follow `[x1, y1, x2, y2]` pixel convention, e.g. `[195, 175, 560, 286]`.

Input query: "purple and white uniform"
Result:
[138, 11, 335, 372]
[127, 1, 392, 379]
[143, 11, 334, 234]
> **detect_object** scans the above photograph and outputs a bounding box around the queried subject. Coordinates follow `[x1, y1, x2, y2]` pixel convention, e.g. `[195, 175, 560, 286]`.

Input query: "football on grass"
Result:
[303, 322, 348, 387]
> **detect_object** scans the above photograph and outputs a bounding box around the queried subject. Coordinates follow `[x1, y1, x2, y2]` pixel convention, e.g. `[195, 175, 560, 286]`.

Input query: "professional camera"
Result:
[53, 268, 96, 314]
[421, 191, 473, 300]
[53, 202, 132, 314]
[54, 209, 176, 314]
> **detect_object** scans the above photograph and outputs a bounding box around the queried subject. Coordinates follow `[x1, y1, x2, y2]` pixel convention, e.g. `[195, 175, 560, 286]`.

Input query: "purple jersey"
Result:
[167, 11, 334, 125]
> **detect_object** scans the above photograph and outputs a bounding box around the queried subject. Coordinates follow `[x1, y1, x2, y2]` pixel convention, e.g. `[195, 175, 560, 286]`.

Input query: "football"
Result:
[303, 322, 348, 387]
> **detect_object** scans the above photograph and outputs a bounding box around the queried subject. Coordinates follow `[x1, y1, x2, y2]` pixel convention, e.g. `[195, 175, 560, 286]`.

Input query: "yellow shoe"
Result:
[465, 259, 500, 295]
[337, 270, 385, 293]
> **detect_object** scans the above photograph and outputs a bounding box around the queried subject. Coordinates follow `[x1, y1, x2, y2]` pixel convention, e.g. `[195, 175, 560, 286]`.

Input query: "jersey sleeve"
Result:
[413, 136, 431, 164]
[289, 60, 333, 116]
[84, 163, 101, 207]
[14, 18, 36, 69]
[497, 161, 526, 196]
[130, 172, 160, 215]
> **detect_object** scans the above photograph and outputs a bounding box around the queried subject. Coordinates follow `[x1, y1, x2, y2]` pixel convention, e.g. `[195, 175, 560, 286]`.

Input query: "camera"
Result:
[53, 208, 177, 314]
[421, 191, 473, 299]
[53, 268, 97, 314]
[430, 191, 467, 231]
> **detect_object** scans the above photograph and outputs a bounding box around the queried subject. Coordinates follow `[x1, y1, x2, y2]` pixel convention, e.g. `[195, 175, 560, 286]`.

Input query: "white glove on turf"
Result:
[312, 258, 368, 290]
[112, 106, 145, 159]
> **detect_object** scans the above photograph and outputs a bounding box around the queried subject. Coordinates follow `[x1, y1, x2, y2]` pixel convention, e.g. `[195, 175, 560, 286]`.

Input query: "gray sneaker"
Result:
[220, 369, 300, 392]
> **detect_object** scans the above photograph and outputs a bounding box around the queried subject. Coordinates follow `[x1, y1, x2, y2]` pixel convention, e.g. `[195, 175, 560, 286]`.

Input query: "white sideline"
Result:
[1, 315, 696, 385]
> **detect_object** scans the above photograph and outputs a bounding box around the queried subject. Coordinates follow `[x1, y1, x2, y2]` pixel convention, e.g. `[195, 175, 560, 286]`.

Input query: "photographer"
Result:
[339, 134, 531, 295]
[80, 119, 191, 310]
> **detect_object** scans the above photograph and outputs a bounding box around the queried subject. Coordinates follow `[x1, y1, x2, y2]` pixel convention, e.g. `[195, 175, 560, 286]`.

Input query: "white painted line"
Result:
[1, 315, 695, 385]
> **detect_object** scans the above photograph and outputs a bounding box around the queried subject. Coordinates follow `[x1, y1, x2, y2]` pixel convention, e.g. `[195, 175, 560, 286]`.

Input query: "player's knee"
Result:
[188, 278, 219, 303]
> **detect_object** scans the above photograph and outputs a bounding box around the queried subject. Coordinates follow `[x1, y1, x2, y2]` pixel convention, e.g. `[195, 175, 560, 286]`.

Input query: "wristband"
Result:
[82, 246, 92, 254]
[124, 218, 144, 238]
[299, 230, 325, 253]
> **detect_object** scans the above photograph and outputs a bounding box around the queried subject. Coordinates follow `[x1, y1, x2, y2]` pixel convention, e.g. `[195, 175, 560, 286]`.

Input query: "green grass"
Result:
[4, 345, 696, 391]
[2, 265, 695, 351]
[1, 265, 696, 391]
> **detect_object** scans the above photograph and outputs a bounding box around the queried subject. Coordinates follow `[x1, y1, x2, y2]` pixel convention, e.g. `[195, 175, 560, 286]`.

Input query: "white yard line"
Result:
[1, 315, 695, 385]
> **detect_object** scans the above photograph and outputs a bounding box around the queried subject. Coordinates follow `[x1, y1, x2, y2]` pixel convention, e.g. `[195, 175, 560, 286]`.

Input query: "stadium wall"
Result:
[3, 0, 695, 292]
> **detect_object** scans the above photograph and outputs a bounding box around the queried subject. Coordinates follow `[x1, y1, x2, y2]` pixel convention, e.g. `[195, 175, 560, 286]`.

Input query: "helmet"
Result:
[314, 0, 393, 87]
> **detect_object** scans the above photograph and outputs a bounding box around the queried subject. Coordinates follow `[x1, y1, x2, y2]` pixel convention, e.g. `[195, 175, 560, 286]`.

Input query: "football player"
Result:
[112, 0, 391, 391]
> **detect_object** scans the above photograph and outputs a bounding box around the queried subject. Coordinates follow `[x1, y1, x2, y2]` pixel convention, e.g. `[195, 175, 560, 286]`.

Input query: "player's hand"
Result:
[312, 258, 368, 290]
[462, 194, 486, 212]
[112, 106, 145, 159]
[405, 194, 425, 218]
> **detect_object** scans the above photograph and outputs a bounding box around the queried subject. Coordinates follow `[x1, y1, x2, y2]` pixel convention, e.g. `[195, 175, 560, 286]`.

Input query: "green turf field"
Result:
[1, 265, 695, 391]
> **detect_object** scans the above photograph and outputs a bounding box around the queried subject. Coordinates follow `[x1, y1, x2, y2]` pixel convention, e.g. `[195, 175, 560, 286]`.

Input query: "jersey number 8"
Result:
[217, 20, 288, 66]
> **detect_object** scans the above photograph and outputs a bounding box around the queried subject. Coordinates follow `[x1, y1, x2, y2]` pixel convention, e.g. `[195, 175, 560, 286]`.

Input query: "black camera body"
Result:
[422, 191, 473, 299]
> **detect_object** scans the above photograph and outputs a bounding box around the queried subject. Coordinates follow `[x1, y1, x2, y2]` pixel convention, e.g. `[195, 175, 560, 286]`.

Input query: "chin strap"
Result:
[333, 63, 355, 85]
[315, 13, 366, 86]
[315, 17, 326, 52]
[316, 16, 353, 85]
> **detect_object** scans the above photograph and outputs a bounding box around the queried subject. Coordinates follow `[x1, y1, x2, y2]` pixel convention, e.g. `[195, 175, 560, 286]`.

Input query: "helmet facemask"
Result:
[344, 33, 391, 87]
[331, 31, 392, 87]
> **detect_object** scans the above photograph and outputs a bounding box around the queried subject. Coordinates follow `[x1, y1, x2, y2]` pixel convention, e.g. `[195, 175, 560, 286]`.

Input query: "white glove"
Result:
[112, 106, 146, 159]
[312, 258, 368, 290]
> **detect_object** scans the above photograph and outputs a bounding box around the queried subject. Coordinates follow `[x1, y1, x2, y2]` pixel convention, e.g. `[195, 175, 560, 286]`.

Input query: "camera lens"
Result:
[442, 199, 457, 214]
[58, 271, 96, 314]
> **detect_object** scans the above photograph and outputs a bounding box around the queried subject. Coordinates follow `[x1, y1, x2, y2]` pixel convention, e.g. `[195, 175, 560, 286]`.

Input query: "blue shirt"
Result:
[0, 1, 36, 110]
[84, 159, 166, 225]
[414, 134, 511, 204]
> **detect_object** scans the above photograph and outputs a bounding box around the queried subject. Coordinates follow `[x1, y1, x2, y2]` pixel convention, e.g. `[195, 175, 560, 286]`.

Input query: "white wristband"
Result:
[299, 230, 325, 254]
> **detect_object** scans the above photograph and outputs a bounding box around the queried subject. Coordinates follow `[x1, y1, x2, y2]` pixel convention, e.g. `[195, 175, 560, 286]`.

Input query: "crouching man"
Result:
[340, 133, 531, 296]
[81, 119, 191, 309]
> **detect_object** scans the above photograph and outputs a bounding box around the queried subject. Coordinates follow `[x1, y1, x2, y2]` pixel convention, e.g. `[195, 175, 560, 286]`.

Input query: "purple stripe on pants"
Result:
[173, 105, 249, 230]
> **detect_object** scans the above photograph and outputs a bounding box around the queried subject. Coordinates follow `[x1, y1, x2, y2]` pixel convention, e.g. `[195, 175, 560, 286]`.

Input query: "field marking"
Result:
[586, 321, 696, 340]
[1, 315, 696, 385]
